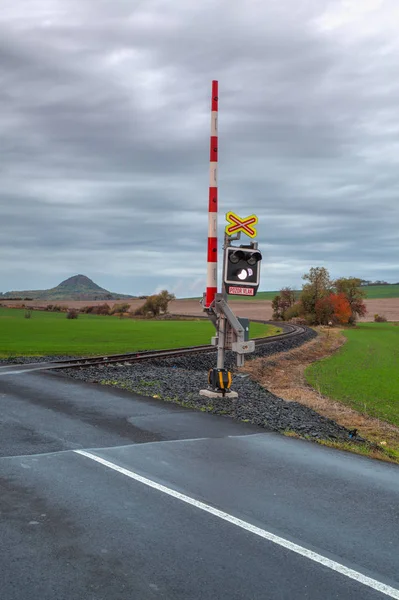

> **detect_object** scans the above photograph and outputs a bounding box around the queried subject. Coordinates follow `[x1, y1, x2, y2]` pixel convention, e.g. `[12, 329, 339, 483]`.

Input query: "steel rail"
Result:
[0, 321, 307, 373]
[43, 321, 306, 370]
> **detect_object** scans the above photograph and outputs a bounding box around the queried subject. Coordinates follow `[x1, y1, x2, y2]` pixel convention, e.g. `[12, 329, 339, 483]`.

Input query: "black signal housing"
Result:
[224, 247, 262, 297]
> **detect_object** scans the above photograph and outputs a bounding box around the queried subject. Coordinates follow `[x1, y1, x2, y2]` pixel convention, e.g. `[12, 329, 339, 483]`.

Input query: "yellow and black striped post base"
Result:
[207, 368, 232, 396]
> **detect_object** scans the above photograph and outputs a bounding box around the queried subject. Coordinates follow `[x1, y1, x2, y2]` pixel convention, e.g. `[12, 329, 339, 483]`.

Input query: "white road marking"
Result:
[0, 364, 72, 375]
[75, 449, 399, 599]
[0, 367, 52, 376]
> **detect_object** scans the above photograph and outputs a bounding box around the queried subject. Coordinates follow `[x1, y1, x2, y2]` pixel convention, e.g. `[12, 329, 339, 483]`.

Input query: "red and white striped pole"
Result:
[205, 80, 218, 308]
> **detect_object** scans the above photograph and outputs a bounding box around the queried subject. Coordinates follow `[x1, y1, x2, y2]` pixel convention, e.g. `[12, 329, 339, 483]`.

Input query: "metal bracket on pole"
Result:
[213, 294, 255, 367]
[202, 300, 218, 330]
[214, 294, 244, 337]
[226, 232, 241, 243]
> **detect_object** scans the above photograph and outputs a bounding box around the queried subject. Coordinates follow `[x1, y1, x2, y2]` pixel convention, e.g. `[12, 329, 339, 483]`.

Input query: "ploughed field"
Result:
[0, 308, 274, 357]
[4, 297, 399, 322]
[168, 298, 399, 322]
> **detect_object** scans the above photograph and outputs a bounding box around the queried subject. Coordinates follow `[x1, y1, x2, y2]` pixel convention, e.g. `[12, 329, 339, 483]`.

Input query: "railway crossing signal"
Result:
[224, 246, 262, 297]
[201, 81, 264, 399]
[225, 211, 258, 238]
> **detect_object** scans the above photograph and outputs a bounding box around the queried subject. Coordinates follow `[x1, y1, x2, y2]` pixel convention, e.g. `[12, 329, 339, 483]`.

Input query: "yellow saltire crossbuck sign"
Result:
[225, 211, 258, 238]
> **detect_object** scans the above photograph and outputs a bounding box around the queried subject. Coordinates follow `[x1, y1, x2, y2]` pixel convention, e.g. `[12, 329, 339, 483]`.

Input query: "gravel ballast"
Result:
[0, 327, 358, 442]
[49, 326, 358, 442]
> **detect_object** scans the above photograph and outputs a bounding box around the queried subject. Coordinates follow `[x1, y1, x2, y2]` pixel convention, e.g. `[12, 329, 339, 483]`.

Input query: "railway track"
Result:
[40, 321, 306, 370]
[0, 321, 306, 374]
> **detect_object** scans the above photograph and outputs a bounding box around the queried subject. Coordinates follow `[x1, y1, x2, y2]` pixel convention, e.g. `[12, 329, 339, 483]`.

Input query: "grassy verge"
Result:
[0, 307, 277, 357]
[282, 430, 395, 461]
[243, 327, 399, 463]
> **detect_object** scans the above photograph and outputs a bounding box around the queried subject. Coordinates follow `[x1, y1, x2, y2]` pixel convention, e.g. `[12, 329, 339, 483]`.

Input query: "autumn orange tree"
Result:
[315, 293, 351, 325]
[272, 268, 367, 326]
[334, 277, 367, 324]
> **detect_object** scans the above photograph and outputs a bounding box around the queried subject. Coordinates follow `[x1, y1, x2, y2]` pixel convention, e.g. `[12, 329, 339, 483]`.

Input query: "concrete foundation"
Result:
[199, 389, 238, 399]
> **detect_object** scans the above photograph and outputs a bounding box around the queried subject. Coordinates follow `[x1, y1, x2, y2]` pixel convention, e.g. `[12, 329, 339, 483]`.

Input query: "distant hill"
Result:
[1, 275, 134, 301]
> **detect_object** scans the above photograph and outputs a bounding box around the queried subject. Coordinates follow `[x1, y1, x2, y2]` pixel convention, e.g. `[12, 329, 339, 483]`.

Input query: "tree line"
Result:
[48, 290, 176, 320]
[272, 267, 367, 326]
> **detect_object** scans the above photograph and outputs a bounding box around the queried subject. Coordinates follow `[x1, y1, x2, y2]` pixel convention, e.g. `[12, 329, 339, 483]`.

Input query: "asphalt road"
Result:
[0, 366, 398, 600]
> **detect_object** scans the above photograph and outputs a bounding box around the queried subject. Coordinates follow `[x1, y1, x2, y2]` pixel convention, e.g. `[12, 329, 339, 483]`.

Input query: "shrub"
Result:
[271, 295, 283, 320]
[66, 309, 78, 319]
[80, 305, 94, 314]
[46, 304, 63, 312]
[141, 295, 160, 317]
[284, 303, 302, 321]
[271, 287, 296, 320]
[155, 290, 176, 314]
[133, 291, 176, 318]
[111, 303, 130, 315]
[374, 314, 387, 323]
[287, 317, 308, 326]
[304, 312, 317, 326]
[90, 303, 111, 315]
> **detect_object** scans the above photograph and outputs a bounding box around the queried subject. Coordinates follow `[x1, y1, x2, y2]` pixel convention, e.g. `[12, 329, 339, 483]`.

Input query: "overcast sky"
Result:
[1, 0, 399, 297]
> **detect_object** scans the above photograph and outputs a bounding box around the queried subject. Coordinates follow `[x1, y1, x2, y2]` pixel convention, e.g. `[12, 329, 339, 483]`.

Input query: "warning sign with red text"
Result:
[227, 286, 255, 296]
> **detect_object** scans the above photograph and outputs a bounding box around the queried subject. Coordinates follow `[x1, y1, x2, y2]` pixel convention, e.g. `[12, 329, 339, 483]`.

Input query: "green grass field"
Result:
[232, 285, 399, 301]
[230, 290, 284, 301]
[185, 285, 399, 302]
[360, 284, 399, 299]
[305, 323, 399, 427]
[0, 308, 278, 357]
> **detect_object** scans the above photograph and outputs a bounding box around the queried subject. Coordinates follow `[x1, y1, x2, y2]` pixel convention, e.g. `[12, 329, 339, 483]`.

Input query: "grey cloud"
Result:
[1, 0, 398, 295]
